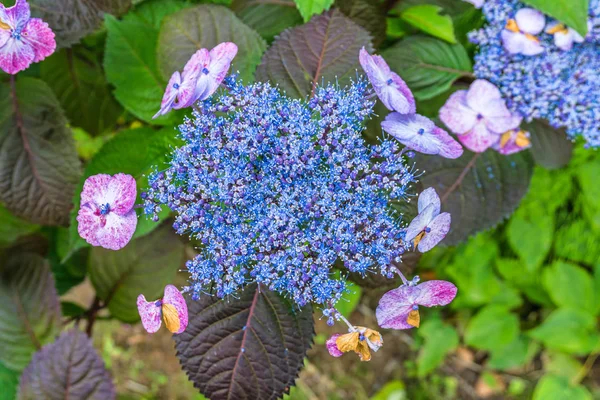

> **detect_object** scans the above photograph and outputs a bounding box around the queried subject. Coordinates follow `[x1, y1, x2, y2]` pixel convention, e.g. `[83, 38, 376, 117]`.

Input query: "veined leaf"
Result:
[232, 0, 303, 43]
[521, 0, 589, 36]
[293, 0, 334, 22]
[401, 5, 456, 43]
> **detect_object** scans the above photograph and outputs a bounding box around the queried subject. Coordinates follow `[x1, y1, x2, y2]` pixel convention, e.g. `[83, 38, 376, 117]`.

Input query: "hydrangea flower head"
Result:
[376, 276, 457, 330]
[439, 79, 521, 153]
[326, 326, 383, 361]
[470, 0, 600, 147]
[381, 112, 463, 159]
[359, 47, 416, 114]
[0, 0, 56, 74]
[143, 76, 417, 307]
[77, 173, 137, 251]
[154, 42, 238, 118]
[501, 8, 545, 55]
[137, 285, 188, 334]
[405, 188, 451, 253]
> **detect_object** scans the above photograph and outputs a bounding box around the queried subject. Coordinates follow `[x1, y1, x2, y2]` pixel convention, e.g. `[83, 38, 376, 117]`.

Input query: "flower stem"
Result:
[336, 311, 357, 332]
[392, 265, 409, 285]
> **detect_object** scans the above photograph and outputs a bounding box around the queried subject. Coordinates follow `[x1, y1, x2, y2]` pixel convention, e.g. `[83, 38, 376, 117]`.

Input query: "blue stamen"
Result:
[173, 83, 180, 89]
[424, 227, 431, 233]
[386, 78, 393, 85]
[99, 203, 111, 215]
[417, 128, 425, 135]
[359, 334, 365, 341]
[412, 304, 419, 310]
[202, 68, 209, 75]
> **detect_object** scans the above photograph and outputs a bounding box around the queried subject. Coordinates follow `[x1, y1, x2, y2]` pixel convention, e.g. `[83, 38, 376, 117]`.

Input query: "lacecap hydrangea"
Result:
[470, 0, 600, 147]
[142, 75, 418, 308]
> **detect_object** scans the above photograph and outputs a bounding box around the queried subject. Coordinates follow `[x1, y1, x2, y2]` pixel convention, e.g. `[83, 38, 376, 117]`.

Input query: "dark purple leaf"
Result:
[175, 284, 314, 400]
[0, 77, 81, 226]
[525, 119, 573, 170]
[30, 0, 132, 48]
[415, 149, 534, 245]
[336, 0, 387, 48]
[18, 329, 115, 400]
[255, 9, 373, 98]
[0, 238, 61, 371]
[231, 0, 303, 43]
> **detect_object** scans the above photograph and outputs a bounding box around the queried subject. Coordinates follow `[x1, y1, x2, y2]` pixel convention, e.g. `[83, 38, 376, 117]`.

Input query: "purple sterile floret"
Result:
[405, 188, 451, 253]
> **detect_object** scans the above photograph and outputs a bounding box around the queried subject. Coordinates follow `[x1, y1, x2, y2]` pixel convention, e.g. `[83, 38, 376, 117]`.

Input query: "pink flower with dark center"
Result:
[153, 42, 238, 118]
[501, 8, 545, 56]
[77, 173, 137, 251]
[381, 113, 463, 159]
[376, 277, 457, 330]
[359, 47, 416, 114]
[493, 127, 531, 155]
[0, 0, 56, 74]
[137, 285, 188, 334]
[439, 79, 522, 153]
[405, 188, 451, 253]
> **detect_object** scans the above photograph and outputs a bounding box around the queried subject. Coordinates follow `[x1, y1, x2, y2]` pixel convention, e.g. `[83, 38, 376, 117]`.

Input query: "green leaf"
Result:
[506, 206, 553, 272]
[542, 261, 597, 315]
[0, 204, 39, 248]
[401, 5, 456, 43]
[89, 222, 184, 322]
[525, 120, 573, 170]
[232, 0, 303, 43]
[0, 77, 81, 226]
[65, 127, 181, 262]
[528, 308, 599, 355]
[60, 301, 87, 318]
[293, 0, 334, 21]
[495, 258, 551, 306]
[40, 47, 123, 136]
[371, 381, 407, 400]
[532, 375, 592, 400]
[256, 9, 373, 98]
[554, 220, 600, 266]
[30, 0, 132, 47]
[417, 318, 459, 377]
[157, 5, 267, 84]
[104, 6, 182, 125]
[336, 0, 387, 48]
[381, 35, 472, 100]
[415, 149, 534, 245]
[544, 352, 583, 381]
[0, 361, 18, 400]
[336, 282, 362, 318]
[465, 305, 519, 351]
[0, 243, 61, 371]
[521, 0, 589, 36]
[523, 166, 573, 213]
[487, 335, 538, 371]
[576, 159, 600, 233]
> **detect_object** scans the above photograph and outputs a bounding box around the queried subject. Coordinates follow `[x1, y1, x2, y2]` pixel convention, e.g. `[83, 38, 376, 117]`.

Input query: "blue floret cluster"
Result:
[470, 0, 600, 147]
[143, 76, 416, 307]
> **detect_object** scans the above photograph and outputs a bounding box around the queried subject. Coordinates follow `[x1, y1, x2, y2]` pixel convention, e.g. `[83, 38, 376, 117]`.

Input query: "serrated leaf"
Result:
[506, 206, 553, 272]
[174, 284, 314, 400]
[532, 375, 592, 400]
[30, 0, 132, 47]
[18, 329, 115, 400]
[415, 150, 533, 245]
[0, 361, 19, 400]
[65, 127, 181, 262]
[0, 77, 81, 226]
[417, 318, 458, 377]
[104, 4, 184, 125]
[336, 0, 387, 48]
[542, 261, 597, 315]
[528, 308, 599, 355]
[465, 305, 519, 351]
[40, 47, 123, 136]
[521, 0, 589, 36]
[0, 204, 39, 248]
[232, 0, 303, 43]
[381, 35, 472, 100]
[293, 0, 334, 21]
[256, 9, 373, 98]
[525, 120, 573, 170]
[157, 5, 267, 84]
[0, 243, 61, 371]
[401, 5, 456, 43]
[89, 222, 183, 322]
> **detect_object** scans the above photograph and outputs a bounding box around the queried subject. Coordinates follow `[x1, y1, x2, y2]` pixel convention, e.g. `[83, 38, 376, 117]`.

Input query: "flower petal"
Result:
[485, 109, 522, 134]
[414, 280, 457, 307]
[405, 203, 437, 242]
[0, 37, 34, 74]
[515, 8, 545, 35]
[326, 334, 343, 357]
[457, 121, 500, 153]
[417, 187, 440, 215]
[153, 71, 182, 119]
[22, 18, 55, 62]
[137, 294, 162, 334]
[163, 284, 188, 334]
[3, 0, 30, 31]
[493, 129, 531, 155]
[553, 30, 576, 51]
[417, 212, 451, 252]
[95, 210, 137, 251]
[76, 203, 102, 247]
[375, 285, 417, 330]
[382, 113, 442, 154]
[205, 42, 238, 97]
[439, 90, 477, 135]
[466, 80, 502, 113]
[80, 174, 112, 207]
[106, 173, 137, 215]
[335, 331, 360, 353]
[501, 29, 526, 54]
[434, 126, 464, 159]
